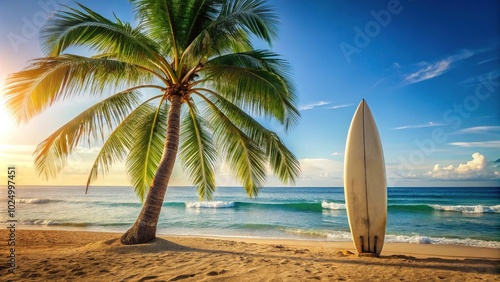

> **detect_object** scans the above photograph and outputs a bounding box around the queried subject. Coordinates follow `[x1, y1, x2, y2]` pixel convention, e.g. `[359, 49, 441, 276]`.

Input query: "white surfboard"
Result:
[344, 99, 387, 256]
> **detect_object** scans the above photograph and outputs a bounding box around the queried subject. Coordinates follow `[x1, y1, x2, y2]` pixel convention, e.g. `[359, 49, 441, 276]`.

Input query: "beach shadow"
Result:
[177, 243, 500, 276]
[81, 237, 191, 254]
[381, 254, 500, 274]
[81, 236, 499, 276]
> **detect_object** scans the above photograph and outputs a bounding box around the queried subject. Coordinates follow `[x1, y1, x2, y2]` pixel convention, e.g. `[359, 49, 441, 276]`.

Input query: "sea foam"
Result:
[16, 198, 54, 204]
[22, 219, 58, 225]
[321, 200, 346, 210]
[430, 204, 500, 214]
[385, 234, 500, 248]
[323, 232, 500, 248]
[185, 201, 235, 208]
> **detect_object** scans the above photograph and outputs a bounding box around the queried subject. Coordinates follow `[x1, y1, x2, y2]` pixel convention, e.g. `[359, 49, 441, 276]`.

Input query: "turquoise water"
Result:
[2, 186, 499, 248]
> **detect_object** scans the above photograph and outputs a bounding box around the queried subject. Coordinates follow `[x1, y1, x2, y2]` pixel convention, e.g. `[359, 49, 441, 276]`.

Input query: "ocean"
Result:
[3, 186, 499, 248]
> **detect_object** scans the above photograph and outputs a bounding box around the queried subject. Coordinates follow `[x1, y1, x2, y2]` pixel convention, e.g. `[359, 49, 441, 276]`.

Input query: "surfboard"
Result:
[344, 99, 387, 257]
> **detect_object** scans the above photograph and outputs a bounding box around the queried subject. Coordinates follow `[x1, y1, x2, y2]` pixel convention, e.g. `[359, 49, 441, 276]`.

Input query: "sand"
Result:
[1, 229, 499, 281]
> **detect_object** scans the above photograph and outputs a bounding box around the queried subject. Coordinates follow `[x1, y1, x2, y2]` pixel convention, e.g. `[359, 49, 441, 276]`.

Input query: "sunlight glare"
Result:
[0, 86, 15, 134]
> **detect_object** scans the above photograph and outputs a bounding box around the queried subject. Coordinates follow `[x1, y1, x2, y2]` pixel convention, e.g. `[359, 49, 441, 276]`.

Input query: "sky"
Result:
[0, 0, 499, 188]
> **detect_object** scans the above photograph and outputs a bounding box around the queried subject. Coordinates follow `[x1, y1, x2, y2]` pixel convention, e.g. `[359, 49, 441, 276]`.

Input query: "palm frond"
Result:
[218, 0, 279, 45]
[200, 50, 299, 130]
[180, 0, 279, 66]
[86, 95, 163, 192]
[195, 89, 300, 184]
[131, 0, 189, 65]
[131, 0, 177, 54]
[126, 99, 169, 202]
[41, 2, 168, 73]
[4, 55, 154, 123]
[180, 25, 252, 69]
[179, 100, 218, 200]
[177, 0, 220, 51]
[266, 132, 301, 184]
[33, 90, 142, 179]
[196, 92, 266, 197]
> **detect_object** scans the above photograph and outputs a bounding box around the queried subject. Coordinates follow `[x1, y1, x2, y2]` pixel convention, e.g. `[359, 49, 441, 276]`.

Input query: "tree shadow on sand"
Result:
[80, 237, 499, 276]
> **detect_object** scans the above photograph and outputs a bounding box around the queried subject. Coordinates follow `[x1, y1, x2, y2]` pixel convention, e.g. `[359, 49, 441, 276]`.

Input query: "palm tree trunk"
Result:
[121, 94, 183, 244]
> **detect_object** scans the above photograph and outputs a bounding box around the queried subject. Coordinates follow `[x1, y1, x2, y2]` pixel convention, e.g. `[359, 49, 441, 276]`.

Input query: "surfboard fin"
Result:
[359, 235, 380, 257]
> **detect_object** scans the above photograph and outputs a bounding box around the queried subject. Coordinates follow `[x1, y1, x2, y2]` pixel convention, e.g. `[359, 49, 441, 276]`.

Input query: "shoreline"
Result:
[3, 229, 499, 281]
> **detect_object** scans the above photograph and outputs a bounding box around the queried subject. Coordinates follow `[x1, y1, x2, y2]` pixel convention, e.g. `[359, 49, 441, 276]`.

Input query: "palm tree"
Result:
[4, 0, 300, 244]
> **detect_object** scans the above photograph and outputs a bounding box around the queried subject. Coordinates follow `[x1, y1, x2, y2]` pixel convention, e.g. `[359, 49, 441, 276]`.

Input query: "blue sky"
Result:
[0, 0, 499, 187]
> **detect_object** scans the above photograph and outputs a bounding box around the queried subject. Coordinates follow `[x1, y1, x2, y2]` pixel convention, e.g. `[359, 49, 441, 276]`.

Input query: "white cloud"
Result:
[448, 141, 500, 148]
[403, 60, 451, 84]
[295, 158, 344, 186]
[370, 77, 389, 90]
[453, 126, 500, 134]
[392, 121, 446, 130]
[298, 101, 330, 111]
[402, 49, 474, 85]
[0, 144, 36, 165]
[328, 103, 354, 110]
[427, 152, 499, 179]
[460, 69, 500, 87]
[477, 57, 498, 65]
[299, 158, 343, 178]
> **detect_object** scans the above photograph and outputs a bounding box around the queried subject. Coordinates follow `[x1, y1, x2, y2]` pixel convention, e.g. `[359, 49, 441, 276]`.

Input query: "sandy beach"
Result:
[1, 229, 498, 281]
